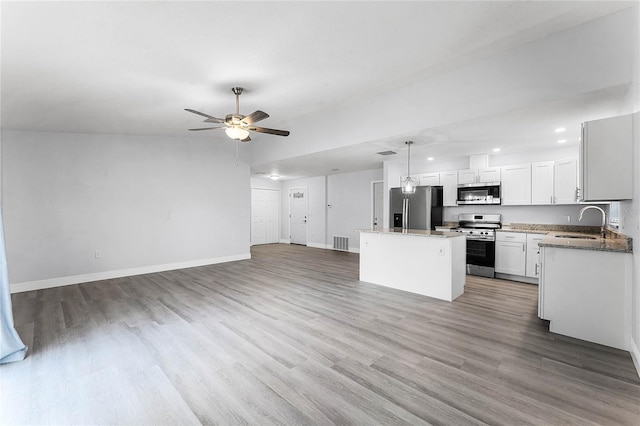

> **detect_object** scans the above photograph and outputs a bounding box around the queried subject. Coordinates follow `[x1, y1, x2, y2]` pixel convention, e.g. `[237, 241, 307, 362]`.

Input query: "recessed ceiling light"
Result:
[270, 175, 280, 180]
[557, 139, 567, 144]
[493, 148, 501, 152]
[427, 157, 434, 161]
[555, 127, 566, 133]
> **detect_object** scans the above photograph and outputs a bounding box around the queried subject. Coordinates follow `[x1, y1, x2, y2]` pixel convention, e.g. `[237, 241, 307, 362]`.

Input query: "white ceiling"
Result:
[2, 1, 638, 180]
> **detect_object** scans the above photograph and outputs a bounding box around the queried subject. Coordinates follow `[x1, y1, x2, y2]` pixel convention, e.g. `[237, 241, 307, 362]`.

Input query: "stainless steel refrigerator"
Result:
[389, 186, 443, 230]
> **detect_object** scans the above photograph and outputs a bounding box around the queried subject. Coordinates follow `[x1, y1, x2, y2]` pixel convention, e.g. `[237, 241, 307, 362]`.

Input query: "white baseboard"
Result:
[279, 239, 290, 244]
[630, 337, 640, 379]
[10, 253, 252, 294]
[306, 242, 360, 254]
[307, 242, 329, 250]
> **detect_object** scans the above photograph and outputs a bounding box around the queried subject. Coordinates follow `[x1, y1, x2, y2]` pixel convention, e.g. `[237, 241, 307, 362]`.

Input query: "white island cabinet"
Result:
[359, 229, 466, 302]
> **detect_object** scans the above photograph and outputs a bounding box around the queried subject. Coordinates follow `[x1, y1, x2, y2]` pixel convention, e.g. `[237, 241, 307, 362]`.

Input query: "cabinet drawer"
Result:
[496, 231, 526, 243]
[526, 233, 546, 244]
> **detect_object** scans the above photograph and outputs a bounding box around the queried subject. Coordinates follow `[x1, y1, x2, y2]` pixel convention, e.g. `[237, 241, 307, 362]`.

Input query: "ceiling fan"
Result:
[185, 87, 290, 142]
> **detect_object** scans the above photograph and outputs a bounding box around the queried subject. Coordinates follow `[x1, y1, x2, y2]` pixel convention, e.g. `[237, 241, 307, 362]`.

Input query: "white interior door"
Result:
[373, 181, 383, 230]
[251, 189, 279, 245]
[289, 187, 308, 245]
[264, 189, 279, 243]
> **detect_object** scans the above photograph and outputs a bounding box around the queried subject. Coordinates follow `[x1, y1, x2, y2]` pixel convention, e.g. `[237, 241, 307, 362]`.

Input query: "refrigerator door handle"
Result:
[402, 198, 409, 230]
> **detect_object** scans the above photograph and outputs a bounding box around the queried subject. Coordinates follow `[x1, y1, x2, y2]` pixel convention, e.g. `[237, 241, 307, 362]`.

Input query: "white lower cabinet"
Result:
[495, 232, 526, 276]
[496, 231, 545, 282]
[525, 234, 545, 278]
[539, 246, 631, 350]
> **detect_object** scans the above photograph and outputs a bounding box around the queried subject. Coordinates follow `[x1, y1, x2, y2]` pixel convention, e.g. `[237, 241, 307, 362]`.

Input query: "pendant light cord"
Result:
[407, 141, 411, 176]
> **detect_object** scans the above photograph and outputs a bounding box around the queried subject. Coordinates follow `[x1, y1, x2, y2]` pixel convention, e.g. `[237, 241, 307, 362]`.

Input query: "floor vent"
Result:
[333, 236, 349, 251]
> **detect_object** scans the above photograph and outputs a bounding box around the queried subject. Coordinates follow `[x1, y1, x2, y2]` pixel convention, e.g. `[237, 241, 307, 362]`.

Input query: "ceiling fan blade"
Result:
[188, 127, 226, 131]
[185, 108, 225, 123]
[249, 126, 290, 137]
[242, 110, 269, 125]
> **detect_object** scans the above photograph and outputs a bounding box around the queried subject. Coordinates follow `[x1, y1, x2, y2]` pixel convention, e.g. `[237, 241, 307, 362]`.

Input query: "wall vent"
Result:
[377, 150, 397, 156]
[333, 236, 349, 251]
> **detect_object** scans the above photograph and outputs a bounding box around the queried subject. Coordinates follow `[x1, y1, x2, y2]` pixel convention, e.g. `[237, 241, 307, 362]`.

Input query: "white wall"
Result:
[2, 130, 251, 289]
[250, 176, 282, 190]
[279, 176, 326, 247]
[277, 169, 383, 251]
[327, 169, 383, 251]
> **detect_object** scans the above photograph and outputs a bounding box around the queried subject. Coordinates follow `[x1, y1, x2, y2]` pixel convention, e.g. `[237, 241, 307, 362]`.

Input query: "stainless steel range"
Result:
[453, 213, 501, 278]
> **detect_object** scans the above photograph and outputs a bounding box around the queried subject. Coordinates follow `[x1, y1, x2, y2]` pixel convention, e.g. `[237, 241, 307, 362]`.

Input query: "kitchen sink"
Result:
[554, 234, 597, 240]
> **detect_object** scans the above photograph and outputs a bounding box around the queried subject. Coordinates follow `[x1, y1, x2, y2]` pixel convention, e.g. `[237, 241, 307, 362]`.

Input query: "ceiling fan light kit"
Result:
[225, 126, 250, 141]
[185, 87, 290, 142]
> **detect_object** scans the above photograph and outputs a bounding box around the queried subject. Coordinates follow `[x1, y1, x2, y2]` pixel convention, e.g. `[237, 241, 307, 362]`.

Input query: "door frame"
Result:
[288, 186, 308, 245]
[371, 180, 384, 230]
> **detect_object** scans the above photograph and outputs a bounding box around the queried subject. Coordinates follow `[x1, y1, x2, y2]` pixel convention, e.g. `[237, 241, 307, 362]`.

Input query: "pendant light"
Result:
[401, 141, 417, 194]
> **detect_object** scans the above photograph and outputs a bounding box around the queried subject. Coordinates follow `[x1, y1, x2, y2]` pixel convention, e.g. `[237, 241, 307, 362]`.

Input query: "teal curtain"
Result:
[0, 209, 27, 364]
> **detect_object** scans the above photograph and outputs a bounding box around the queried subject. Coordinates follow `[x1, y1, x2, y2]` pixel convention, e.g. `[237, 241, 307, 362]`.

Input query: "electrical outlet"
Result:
[95, 251, 102, 259]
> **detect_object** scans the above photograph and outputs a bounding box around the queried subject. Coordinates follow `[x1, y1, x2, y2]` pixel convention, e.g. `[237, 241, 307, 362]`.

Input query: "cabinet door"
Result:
[478, 167, 501, 183]
[554, 158, 577, 204]
[501, 164, 531, 205]
[439, 171, 458, 206]
[581, 114, 633, 201]
[419, 173, 440, 186]
[495, 241, 527, 275]
[458, 169, 477, 184]
[525, 233, 545, 279]
[531, 161, 554, 205]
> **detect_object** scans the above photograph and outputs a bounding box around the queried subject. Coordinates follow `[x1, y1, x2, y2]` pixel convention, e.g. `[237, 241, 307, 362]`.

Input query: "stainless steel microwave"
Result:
[457, 182, 501, 205]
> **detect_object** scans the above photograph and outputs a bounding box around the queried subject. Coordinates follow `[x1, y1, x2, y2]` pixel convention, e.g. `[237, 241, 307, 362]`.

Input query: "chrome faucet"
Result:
[578, 205, 606, 239]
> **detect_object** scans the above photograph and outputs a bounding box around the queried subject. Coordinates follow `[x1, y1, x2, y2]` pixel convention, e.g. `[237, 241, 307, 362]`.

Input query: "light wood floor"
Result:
[2, 244, 639, 425]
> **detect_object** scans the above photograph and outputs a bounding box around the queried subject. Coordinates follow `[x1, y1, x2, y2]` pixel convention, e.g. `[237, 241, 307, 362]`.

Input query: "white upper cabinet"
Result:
[439, 171, 458, 207]
[554, 158, 578, 205]
[418, 172, 440, 186]
[458, 169, 478, 185]
[531, 161, 555, 205]
[501, 164, 531, 205]
[581, 114, 633, 201]
[458, 167, 501, 184]
[478, 167, 501, 183]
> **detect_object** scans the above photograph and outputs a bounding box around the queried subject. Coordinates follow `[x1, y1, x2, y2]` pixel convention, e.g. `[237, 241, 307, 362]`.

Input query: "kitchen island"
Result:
[359, 228, 466, 301]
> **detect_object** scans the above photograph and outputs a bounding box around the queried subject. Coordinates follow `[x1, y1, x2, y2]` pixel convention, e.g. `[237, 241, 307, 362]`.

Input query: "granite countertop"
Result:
[497, 224, 632, 253]
[359, 228, 464, 238]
